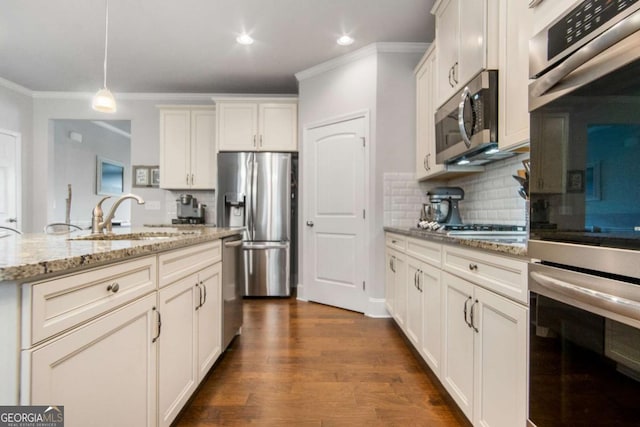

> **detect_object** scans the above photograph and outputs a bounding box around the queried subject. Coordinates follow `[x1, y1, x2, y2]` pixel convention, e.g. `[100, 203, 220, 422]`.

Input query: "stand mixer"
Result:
[419, 187, 465, 229]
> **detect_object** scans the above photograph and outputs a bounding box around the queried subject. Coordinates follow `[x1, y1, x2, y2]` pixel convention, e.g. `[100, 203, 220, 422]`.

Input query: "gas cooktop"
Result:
[444, 224, 526, 232]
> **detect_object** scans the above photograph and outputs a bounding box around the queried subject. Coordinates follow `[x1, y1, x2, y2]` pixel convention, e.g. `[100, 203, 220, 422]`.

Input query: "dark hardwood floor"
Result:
[175, 297, 468, 426]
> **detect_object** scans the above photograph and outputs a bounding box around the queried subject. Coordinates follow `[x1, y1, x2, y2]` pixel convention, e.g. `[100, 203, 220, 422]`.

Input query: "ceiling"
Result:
[1, 0, 435, 95]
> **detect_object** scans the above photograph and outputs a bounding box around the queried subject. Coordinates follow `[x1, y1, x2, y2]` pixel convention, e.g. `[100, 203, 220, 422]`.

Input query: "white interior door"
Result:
[0, 129, 21, 231]
[304, 116, 367, 313]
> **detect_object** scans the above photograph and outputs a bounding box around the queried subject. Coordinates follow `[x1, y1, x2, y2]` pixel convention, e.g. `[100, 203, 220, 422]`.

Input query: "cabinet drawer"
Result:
[25, 256, 157, 346]
[406, 237, 441, 267]
[442, 245, 528, 304]
[385, 233, 407, 252]
[158, 241, 221, 288]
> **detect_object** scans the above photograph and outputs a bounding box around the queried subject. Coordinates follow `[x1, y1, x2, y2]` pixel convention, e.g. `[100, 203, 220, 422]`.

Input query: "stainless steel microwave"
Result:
[434, 70, 511, 165]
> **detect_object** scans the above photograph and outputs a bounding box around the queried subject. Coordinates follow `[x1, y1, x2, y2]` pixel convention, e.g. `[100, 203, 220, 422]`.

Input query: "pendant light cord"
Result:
[103, 0, 109, 89]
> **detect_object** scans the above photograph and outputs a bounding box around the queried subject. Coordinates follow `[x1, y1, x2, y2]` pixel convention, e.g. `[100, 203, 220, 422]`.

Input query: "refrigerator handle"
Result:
[251, 155, 258, 239]
[246, 154, 254, 240]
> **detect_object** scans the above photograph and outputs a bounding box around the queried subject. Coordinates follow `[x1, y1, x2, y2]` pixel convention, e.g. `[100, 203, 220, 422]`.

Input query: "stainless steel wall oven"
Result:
[528, 1, 640, 426]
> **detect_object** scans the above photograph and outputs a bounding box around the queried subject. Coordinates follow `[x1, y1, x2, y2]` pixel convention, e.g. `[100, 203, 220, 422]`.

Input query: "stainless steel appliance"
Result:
[217, 152, 293, 297]
[528, 2, 640, 425]
[222, 235, 243, 349]
[435, 70, 513, 165]
[425, 187, 465, 226]
[173, 194, 205, 224]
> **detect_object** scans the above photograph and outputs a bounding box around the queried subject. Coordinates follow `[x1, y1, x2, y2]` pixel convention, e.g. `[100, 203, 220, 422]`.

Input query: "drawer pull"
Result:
[463, 296, 472, 327]
[152, 307, 162, 343]
[107, 282, 120, 293]
[392, 239, 397, 244]
[468, 263, 478, 271]
[470, 299, 479, 333]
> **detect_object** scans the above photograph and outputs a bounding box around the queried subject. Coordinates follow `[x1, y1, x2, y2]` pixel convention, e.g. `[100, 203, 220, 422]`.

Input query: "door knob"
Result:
[306, 221, 314, 227]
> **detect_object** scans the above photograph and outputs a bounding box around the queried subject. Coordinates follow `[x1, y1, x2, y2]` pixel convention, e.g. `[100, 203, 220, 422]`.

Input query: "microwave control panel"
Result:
[548, 0, 639, 60]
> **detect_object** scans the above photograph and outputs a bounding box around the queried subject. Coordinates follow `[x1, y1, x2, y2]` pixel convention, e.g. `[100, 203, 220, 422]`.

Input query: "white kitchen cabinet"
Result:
[441, 272, 527, 426]
[420, 262, 442, 376]
[497, 0, 533, 151]
[158, 261, 221, 427]
[432, 0, 498, 108]
[385, 250, 396, 317]
[23, 293, 158, 427]
[159, 106, 216, 189]
[406, 257, 423, 347]
[390, 249, 407, 330]
[415, 45, 445, 180]
[216, 99, 298, 152]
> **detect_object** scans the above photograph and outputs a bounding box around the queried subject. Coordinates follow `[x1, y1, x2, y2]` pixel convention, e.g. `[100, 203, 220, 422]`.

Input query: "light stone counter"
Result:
[384, 226, 528, 258]
[0, 226, 243, 282]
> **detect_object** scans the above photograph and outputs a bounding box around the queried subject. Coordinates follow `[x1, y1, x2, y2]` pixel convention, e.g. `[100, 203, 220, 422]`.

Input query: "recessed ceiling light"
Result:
[337, 35, 354, 46]
[236, 33, 254, 45]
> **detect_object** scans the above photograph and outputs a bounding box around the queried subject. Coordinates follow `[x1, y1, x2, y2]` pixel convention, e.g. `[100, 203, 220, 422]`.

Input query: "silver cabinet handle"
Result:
[414, 270, 419, 290]
[253, 135, 257, 147]
[107, 282, 119, 293]
[152, 307, 162, 343]
[224, 239, 243, 248]
[186, 174, 190, 185]
[463, 296, 472, 327]
[259, 135, 263, 147]
[470, 299, 479, 333]
[201, 281, 207, 306]
[390, 256, 396, 273]
[195, 282, 202, 310]
[306, 221, 314, 227]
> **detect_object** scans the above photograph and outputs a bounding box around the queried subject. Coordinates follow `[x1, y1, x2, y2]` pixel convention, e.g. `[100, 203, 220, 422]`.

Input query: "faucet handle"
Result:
[93, 196, 111, 216]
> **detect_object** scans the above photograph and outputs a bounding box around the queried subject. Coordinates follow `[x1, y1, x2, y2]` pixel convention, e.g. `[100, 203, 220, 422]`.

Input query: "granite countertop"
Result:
[0, 226, 244, 282]
[384, 226, 528, 257]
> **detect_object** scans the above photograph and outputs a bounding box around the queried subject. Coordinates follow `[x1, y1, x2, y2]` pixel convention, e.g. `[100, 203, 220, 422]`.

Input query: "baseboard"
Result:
[365, 297, 391, 318]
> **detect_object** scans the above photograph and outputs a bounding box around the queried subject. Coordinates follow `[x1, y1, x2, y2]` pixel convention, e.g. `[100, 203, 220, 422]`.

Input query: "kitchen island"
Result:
[0, 226, 243, 427]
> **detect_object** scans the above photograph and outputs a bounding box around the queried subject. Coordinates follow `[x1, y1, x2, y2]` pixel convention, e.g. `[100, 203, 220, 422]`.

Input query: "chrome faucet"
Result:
[91, 193, 145, 234]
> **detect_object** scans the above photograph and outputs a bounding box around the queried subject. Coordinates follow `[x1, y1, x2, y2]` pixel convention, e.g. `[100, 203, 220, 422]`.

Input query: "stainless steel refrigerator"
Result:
[217, 152, 292, 296]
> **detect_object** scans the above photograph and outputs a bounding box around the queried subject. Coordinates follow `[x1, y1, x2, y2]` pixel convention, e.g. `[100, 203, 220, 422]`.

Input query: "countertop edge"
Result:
[0, 227, 244, 283]
[384, 226, 529, 258]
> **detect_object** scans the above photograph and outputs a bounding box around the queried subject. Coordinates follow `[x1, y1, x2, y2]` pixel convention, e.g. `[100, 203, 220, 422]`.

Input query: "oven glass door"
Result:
[530, 290, 640, 426]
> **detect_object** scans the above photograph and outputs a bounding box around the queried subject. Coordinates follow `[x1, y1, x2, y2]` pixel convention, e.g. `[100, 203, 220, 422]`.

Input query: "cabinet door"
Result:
[406, 257, 423, 348]
[190, 109, 216, 189]
[434, 0, 459, 108]
[458, 0, 487, 88]
[25, 294, 157, 427]
[441, 271, 474, 421]
[385, 249, 396, 317]
[158, 276, 198, 427]
[473, 286, 527, 427]
[196, 263, 222, 382]
[421, 262, 442, 376]
[259, 103, 298, 151]
[392, 251, 407, 330]
[160, 109, 191, 189]
[217, 103, 258, 151]
[498, 0, 532, 151]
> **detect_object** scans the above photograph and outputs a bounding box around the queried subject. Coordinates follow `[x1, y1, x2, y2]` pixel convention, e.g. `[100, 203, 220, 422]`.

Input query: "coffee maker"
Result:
[173, 194, 206, 224]
[425, 187, 464, 226]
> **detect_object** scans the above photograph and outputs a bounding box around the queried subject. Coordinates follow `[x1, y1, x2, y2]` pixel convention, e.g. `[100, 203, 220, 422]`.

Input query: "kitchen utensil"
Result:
[522, 159, 530, 175]
[517, 169, 527, 179]
[512, 175, 527, 186]
[518, 187, 528, 200]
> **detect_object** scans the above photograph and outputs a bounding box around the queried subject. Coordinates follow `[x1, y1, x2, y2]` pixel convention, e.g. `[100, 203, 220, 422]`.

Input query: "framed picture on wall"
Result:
[97, 156, 125, 195]
[133, 166, 150, 187]
[150, 168, 160, 187]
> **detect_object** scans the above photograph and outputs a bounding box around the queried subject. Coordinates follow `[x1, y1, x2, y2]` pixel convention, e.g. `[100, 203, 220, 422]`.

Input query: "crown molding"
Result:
[295, 42, 430, 82]
[0, 77, 33, 97]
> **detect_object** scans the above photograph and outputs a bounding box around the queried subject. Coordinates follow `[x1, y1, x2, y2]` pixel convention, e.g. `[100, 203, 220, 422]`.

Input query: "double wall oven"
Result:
[528, 1, 640, 426]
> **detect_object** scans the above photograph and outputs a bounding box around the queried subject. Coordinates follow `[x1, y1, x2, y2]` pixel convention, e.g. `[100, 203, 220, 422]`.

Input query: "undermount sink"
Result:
[69, 231, 196, 241]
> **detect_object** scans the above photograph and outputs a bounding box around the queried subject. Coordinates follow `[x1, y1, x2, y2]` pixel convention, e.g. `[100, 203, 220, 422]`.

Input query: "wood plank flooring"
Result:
[175, 297, 468, 426]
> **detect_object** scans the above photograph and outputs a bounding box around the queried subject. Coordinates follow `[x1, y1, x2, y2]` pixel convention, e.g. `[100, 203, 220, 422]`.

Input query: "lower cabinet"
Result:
[442, 271, 528, 427]
[158, 263, 221, 427]
[24, 293, 158, 427]
[384, 232, 528, 427]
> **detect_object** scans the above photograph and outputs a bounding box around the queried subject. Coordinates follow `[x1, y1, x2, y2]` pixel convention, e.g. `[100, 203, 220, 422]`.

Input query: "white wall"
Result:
[296, 43, 426, 315]
[0, 81, 33, 231]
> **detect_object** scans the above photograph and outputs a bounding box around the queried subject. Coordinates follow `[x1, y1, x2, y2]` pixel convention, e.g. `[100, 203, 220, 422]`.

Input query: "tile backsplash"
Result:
[384, 153, 529, 228]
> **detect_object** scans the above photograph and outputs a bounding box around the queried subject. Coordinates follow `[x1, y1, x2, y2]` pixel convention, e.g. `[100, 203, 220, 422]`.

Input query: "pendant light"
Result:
[92, 0, 116, 113]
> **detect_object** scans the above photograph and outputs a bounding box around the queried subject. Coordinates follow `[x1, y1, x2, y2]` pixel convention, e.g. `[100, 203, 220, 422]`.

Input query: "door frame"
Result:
[0, 128, 22, 230]
[299, 110, 370, 310]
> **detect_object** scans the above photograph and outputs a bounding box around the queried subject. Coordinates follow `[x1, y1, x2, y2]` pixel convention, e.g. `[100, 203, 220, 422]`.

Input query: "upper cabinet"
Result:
[497, 0, 533, 151]
[432, 0, 497, 108]
[215, 98, 298, 152]
[159, 106, 216, 190]
[415, 45, 445, 180]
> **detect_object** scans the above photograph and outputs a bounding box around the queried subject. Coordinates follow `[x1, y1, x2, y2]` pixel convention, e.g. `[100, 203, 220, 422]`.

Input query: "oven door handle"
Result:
[530, 271, 640, 321]
[531, 9, 640, 98]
